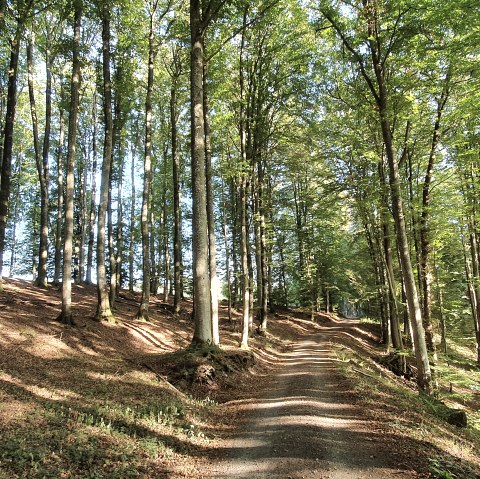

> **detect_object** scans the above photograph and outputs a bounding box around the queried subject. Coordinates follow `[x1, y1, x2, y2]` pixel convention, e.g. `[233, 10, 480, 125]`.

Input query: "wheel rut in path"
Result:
[209, 323, 420, 479]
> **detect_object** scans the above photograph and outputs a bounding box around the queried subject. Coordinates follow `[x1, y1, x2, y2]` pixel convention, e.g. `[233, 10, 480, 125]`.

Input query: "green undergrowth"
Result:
[0, 380, 217, 479]
[333, 333, 480, 479]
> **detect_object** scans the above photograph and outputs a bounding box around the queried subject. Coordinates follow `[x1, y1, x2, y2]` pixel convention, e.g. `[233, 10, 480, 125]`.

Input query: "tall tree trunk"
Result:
[85, 94, 98, 285]
[136, 4, 156, 321]
[419, 74, 450, 352]
[0, 24, 22, 278]
[221, 179, 232, 321]
[161, 158, 170, 300]
[363, 1, 431, 392]
[376, 79, 431, 393]
[239, 7, 250, 348]
[54, 107, 65, 286]
[239, 175, 250, 348]
[115, 157, 124, 299]
[258, 158, 268, 332]
[190, 0, 212, 345]
[58, 0, 82, 325]
[107, 172, 116, 305]
[378, 160, 403, 351]
[95, 6, 114, 322]
[9, 160, 21, 277]
[27, 34, 51, 287]
[128, 140, 136, 292]
[77, 141, 89, 283]
[171, 65, 183, 314]
[231, 177, 240, 309]
[113, 75, 125, 300]
[204, 63, 220, 345]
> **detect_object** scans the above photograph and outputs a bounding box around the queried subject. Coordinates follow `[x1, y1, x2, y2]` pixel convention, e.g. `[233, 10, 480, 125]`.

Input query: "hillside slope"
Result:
[0, 278, 479, 479]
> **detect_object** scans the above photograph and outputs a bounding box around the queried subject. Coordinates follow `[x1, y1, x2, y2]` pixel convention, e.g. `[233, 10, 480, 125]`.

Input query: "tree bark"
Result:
[0, 23, 22, 278]
[136, 3, 156, 321]
[128, 138, 136, 293]
[58, 0, 82, 325]
[239, 8, 250, 348]
[170, 60, 183, 314]
[27, 33, 51, 287]
[419, 73, 450, 352]
[204, 63, 220, 345]
[85, 93, 98, 285]
[375, 72, 431, 393]
[53, 106, 65, 286]
[190, 0, 212, 345]
[95, 6, 114, 322]
[9, 161, 21, 277]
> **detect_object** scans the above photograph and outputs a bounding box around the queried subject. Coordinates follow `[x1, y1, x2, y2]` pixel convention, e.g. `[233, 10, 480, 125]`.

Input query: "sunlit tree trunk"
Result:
[190, 0, 212, 345]
[204, 63, 220, 345]
[58, 0, 82, 325]
[27, 33, 51, 287]
[136, 2, 156, 320]
[95, 6, 114, 322]
[53, 106, 65, 286]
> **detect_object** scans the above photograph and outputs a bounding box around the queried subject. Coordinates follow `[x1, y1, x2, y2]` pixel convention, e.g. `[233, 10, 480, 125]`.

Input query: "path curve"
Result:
[209, 321, 420, 479]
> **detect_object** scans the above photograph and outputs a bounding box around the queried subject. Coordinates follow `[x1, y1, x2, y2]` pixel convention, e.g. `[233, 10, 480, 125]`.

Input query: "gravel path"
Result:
[209, 322, 420, 479]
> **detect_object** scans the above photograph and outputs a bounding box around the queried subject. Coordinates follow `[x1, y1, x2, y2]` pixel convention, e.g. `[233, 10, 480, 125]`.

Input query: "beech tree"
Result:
[95, 2, 115, 322]
[58, 0, 82, 325]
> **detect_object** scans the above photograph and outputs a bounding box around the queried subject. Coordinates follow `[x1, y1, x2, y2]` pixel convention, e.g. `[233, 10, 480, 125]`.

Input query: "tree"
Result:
[320, 0, 433, 393]
[0, 1, 35, 278]
[136, 0, 157, 321]
[58, 0, 82, 325]
[95, 3, 115, 323]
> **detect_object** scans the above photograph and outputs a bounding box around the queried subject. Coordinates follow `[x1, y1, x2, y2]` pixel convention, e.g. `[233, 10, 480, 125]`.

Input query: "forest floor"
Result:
[1, 278, 480, 479]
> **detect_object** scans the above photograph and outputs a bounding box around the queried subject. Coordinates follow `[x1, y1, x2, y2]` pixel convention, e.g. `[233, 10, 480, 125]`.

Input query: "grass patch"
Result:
[331, 333, 480, 479]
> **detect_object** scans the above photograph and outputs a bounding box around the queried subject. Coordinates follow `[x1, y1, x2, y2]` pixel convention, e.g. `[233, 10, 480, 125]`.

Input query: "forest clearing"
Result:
[1, 278, 480, 478]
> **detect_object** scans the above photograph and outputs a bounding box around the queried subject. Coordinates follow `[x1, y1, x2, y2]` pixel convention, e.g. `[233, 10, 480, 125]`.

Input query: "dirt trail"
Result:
[208, 320, 421, 479]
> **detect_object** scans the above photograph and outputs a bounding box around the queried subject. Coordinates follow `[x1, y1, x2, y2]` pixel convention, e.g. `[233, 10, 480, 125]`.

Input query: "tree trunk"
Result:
[115, 156, 124, 299]
[258, 158, 268, 332]
[9, 161, 21, 277]
[107, 172, 116, 305]
[95, 7, 114, 322]
[77, 140, 89, 284]
[419, 74, 450, 353]
[0, 24, 22, 278]
[365, 1, 431, 393]
[85, 93, 98, 285]
[378, 160, 403, 351]
[58, 1, 82, 325]
[27, 34, 51, 287]
[170, 61, 183, 314]
[204, 63, 220, 345]
[128, 140, 136, 292]
[221, 179, 232, 321]
[190, 0, 212, 345]
[239, 9, 250, 348]
[136, 5, 155, 321]
[239, 175, 250, 348]
[53, 107, 65, 286]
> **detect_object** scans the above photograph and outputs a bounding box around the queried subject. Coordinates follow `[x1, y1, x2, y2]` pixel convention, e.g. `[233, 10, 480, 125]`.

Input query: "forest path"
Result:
[206, 320, 422, 479]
